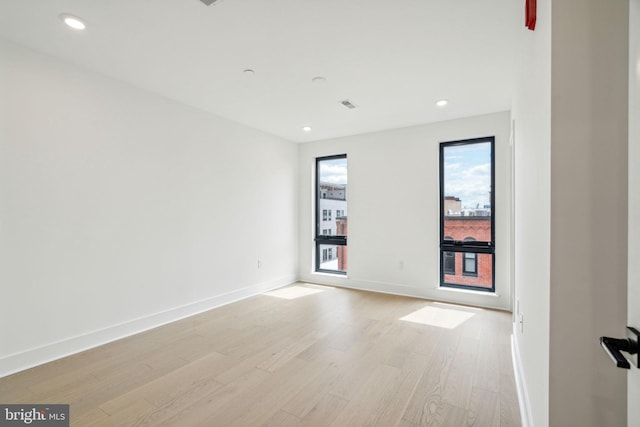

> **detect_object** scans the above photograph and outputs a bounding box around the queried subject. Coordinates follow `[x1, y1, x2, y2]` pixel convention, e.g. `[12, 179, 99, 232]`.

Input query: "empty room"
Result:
[0, 0, 636, 426]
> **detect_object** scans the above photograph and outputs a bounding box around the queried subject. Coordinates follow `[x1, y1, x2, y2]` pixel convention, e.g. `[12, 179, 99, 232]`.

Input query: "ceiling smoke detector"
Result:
[200, 0, 223, 5]
[340, 100, 357, 109]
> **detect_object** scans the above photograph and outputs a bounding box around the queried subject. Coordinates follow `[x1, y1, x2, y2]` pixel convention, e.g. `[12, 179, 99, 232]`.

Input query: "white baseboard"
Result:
[299, 274, 510, 311]
[0, 275, 296, 378]
[511, 330, 533, 427]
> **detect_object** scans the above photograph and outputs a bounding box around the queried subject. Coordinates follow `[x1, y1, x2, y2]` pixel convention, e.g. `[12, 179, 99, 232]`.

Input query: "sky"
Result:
[443, 142, 492, 209]
[319, 158, 348, 184]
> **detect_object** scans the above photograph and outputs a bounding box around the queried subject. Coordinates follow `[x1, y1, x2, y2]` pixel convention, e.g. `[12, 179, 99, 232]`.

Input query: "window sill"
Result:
[313, 271, 348, 279]
[437, 286, 498, 297]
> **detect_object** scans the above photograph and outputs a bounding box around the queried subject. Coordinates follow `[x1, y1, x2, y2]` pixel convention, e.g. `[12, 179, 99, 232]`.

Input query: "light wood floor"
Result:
[0, 283, 521, 426]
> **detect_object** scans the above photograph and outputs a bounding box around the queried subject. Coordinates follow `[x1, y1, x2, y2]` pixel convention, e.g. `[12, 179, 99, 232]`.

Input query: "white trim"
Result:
[312, 271, 348, 279]
[436, 285, 500, 298]
[0, 275, 296, 378]
[511, 331, 533, 427]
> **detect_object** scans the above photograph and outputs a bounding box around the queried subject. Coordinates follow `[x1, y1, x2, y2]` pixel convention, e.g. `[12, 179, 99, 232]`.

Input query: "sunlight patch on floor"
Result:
[264, 285, 325, 300]
[400, 305, 476, 329]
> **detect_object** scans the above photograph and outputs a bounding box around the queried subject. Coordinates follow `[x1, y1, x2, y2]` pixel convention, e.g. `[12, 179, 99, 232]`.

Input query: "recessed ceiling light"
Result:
[312, 76, 327, 84]
[59, 14, 86, 30]
[436, 99, 448, 107]
[243, 68, 255, 75]
[302, 126, 312, 132]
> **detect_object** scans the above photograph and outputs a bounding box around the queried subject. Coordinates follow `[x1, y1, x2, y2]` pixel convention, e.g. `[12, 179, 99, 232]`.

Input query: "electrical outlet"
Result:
[257, 260, 262, 269]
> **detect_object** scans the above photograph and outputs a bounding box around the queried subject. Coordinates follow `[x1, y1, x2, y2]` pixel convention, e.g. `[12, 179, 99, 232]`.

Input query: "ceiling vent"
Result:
[200, 0, 222, 5]
[340, 99, 357, 109]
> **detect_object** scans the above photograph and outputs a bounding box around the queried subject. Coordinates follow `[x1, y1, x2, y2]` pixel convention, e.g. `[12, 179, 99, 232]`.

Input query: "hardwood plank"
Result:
[402, 327, 460, 425]
[280, 349, 347, 418]
[154, 368, 271, 426]
[225, 357, 325, 427]
[263, 410, 302, 427]
[441, 333, 479, 409]
[87, 399, 156, 427]
[372, 352, 431, 426]
[213, 336, 295, 384]
[472, 318, 501, 393]
[98, 352, 227, 415]
[299, 393, 349, 426]
[71, 407, 110, 427]
[430, 402, 469, 427]
[330, 363, 404, 426]
[466, 387, 500, 427]
[500, 373, 522, 427]
[123, 379, 223, 426]
[256, 328, 328, 373]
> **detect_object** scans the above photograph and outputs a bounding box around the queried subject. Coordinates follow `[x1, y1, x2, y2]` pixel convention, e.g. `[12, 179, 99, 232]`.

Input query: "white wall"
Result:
[0, 38, 299, 377]
[298, 112, 512, 310]
[511, 0, 551, 425]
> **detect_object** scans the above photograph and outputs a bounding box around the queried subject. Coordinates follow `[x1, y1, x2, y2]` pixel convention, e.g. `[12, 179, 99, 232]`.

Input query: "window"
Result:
[443, 237, 456, 274]
[462, 237, 478, 276]
[463, 253, 478, 276]
[440, 137, 495, 291]
[316, 155, 347, 274]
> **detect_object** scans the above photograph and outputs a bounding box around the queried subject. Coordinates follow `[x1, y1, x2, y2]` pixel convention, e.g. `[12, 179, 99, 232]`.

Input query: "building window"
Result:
[443, 236, 455, 274]
[316, 155, 348, 274]
[440, 137, 495, 291]
[462, 237, 478, 276]
[443, 252, 456, 275]
[463, 252, 478, 276]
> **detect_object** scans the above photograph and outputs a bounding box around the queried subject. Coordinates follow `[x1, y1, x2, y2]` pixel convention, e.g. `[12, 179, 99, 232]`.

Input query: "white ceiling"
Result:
[0, 0, 523, 143]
